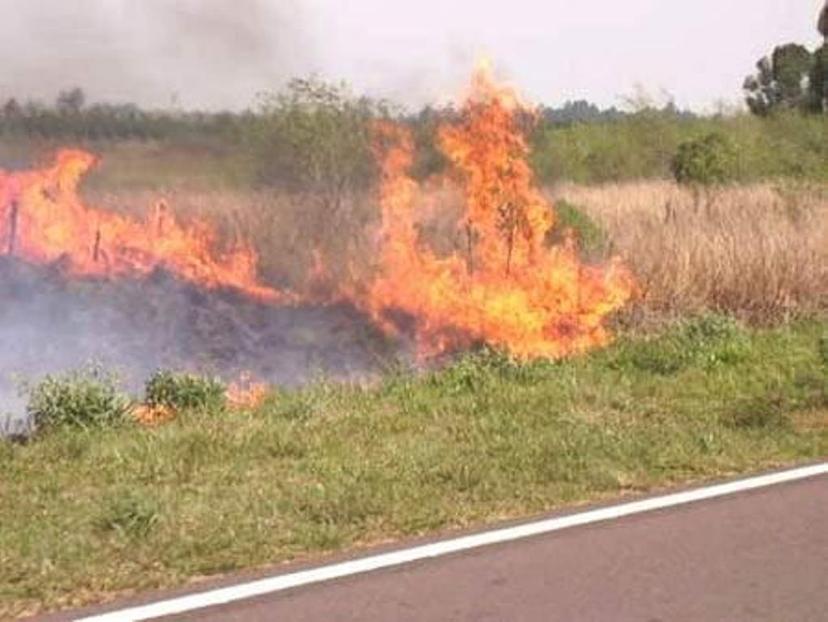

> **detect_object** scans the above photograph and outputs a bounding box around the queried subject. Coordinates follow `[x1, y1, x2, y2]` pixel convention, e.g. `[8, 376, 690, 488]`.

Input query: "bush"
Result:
[144, 370, 226, 411]
[25, 366, 131, 431]
[672, 133, 737, 185]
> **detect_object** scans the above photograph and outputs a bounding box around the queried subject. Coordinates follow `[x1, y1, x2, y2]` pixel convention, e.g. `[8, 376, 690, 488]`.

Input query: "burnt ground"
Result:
[0, 257, 396, 428]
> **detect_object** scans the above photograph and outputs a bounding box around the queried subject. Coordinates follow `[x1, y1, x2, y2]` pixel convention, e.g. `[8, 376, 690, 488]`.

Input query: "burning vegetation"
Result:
[367, 65, 635, 358]
[0, 66, 635, 399]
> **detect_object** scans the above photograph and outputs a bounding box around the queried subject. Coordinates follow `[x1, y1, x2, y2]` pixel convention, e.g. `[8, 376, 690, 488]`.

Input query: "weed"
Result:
[24, 365, 131, 431]
[144, 370, 226, 411]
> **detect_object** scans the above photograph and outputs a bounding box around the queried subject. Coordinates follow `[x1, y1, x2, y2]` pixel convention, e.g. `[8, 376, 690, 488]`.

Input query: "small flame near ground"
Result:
[131, 372, 269, 427]
[0, 64, 635, 367]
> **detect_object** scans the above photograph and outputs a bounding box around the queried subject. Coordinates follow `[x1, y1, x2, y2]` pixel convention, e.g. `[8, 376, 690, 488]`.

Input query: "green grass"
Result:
[1, 317, 826, 618]
[532, 111, 828, 184]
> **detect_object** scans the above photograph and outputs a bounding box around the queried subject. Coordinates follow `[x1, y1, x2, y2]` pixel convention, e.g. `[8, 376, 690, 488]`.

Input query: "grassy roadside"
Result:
[1, 316, 826, 619]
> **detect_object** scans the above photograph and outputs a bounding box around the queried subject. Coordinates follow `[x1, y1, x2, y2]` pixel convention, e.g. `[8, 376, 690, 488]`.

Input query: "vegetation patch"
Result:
[144, 370, 226, 412]
[23, 365, 131, 432]
[1, 319, 825, 618]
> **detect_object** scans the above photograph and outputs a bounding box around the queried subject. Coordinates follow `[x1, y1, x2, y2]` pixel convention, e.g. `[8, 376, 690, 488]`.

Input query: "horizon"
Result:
[0, 1, 825, 114]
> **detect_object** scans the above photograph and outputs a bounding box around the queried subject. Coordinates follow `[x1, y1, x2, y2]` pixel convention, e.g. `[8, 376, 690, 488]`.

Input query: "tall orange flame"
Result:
[0, 66, 635, 363]
[0, 149, 285, 302]
[367, 65, 635, 359]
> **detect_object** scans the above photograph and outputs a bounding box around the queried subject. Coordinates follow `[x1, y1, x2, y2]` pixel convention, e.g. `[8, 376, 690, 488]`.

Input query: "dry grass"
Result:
[86, 180, 828, 325]
[552, 181, 828, 323]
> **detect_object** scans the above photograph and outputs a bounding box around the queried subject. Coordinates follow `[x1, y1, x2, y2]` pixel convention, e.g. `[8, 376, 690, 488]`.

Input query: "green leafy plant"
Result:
[672, 133, 737, 186]
[609, 314, 749, 376]
[144, 370, 226, 411]
[24, 365, 131, 431]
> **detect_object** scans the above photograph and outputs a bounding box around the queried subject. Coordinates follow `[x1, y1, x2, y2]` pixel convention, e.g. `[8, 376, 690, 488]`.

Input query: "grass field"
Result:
[83, 178, 828, 324]
[2, 119, 827, 620]
[1, 316, 826, 618]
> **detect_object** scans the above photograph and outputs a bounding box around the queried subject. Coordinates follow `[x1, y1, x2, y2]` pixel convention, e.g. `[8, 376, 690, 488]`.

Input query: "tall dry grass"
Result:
[88, 180, 827, 324]
[552, 181, 828, 322]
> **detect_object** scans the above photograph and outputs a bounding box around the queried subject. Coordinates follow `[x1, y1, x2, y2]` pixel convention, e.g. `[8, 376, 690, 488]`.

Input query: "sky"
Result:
[0, 0, 824, 113]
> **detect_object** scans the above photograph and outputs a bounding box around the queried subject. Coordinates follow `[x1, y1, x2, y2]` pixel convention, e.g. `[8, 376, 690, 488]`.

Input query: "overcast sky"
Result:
[0, 0, 824, 112]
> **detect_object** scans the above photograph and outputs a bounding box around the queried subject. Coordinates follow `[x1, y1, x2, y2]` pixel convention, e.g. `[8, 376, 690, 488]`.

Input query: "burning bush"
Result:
[24, 365, 131, 431]
[144, 370, 226, 412]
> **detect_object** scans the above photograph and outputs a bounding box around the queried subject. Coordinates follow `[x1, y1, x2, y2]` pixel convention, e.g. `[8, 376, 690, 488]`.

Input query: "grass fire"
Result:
[1, 4, 826, 616]
[1, 64, 636, 393]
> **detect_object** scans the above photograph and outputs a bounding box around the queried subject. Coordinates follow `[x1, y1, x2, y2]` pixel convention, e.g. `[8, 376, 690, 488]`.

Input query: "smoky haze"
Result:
[0, 0, 314, 111]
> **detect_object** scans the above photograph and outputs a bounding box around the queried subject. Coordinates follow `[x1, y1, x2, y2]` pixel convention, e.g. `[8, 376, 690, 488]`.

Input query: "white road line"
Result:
[76, 462, 828, 622]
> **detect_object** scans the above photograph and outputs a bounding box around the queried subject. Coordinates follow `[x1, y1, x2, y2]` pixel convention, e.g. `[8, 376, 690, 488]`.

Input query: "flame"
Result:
[226, 371, 269, 410]
[0, 149, 285, 302]
[366, 64, 636, 359]
[131, 403, 175, 427]
[0, 65, 635, 364]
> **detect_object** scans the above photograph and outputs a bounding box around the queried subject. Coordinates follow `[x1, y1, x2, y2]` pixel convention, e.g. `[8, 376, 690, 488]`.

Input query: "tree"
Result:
[672, 133, 737, 186]
[814, 2, 828, 112]
[253, 77, 386, 210]
[811, 43, 828, 112]
[250, 77, 392, 286]
[744, 44, 814, 114]
[2, 98, 21, 117]
[56, 87, 86, 114]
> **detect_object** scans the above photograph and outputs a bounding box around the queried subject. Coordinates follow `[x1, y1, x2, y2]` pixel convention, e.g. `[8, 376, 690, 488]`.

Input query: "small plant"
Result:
[24, 365, 131, 431]
[672, 132, 737, 186]
[96, 492, 161, 539]
[144, 370, 226, 411]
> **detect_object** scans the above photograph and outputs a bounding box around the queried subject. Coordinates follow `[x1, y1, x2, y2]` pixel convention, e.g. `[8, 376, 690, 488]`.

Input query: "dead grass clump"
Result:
[552, 181, 828, 323]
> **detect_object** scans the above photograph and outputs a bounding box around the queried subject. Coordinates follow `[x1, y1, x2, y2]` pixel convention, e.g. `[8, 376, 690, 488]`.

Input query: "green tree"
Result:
[672, 133, 737, 186]
[811, 44, 828, 112]
[253, 77, 387, 211]
[744, 44, 814, 115]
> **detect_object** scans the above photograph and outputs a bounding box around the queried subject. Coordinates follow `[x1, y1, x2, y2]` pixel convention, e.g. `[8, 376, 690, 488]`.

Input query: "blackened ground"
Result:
[0, 257, 395, 425]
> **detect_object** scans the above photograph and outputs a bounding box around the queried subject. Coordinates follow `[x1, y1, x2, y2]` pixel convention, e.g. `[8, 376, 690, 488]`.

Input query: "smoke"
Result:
[0, 0, 316, 110]
[0, 258, 391, 431]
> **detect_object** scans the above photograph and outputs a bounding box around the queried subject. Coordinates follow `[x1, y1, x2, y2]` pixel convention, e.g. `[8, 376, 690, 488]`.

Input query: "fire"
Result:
[366, 65, 635, 359]
[1, 65, 635, 364]
[226, 371, 269, 410]
[0, 149, 285, 302]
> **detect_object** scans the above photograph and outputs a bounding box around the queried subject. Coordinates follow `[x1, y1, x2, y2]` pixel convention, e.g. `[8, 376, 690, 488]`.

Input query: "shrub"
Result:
[25, 365, 131, 431]
[144, 370, 226, 411]
[672, 133, 737, 185]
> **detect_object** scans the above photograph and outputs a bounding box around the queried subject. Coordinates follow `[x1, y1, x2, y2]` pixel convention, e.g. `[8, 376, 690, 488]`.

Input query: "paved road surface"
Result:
[46, 472, 827, 622]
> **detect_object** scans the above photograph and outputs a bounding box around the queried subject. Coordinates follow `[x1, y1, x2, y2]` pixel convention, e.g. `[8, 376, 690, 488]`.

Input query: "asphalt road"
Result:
[47, 470, 826, 622]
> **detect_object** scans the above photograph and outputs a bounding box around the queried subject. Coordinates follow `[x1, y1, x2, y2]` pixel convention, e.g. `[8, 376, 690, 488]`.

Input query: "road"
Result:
[44, 468, 827, 622]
